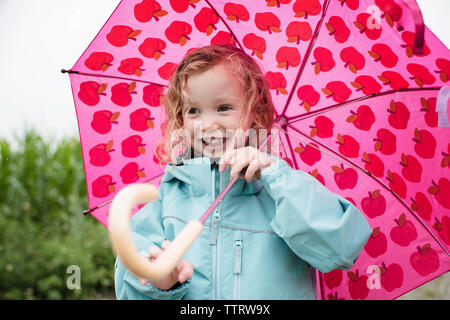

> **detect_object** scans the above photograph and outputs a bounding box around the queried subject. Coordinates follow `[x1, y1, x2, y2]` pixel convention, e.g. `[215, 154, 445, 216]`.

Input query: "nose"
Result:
[200, 113, 220, 132]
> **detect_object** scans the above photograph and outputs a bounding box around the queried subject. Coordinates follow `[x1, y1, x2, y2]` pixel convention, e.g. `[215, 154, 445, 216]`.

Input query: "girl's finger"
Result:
[161, 240, 171, 250]
[219, 148, 236, 172]
[148, 244, 162, 259]
[244, 159, 261, 182]
[177, 260, 194, 283]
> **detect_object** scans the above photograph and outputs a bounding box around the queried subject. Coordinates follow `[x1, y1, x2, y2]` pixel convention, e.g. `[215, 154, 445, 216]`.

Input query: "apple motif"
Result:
[336, 133, 359, 158]
[338, 0, 359, 10]
[286, 21, 312, 44]
[89, 140, 114, 167]
[107, 26, 141, 47]
[420, 97, 438, 128]
[435, 58, 450, 82]
[169, 0, 199, 13]
[433, 216, 450, 245]
[266, 0, 292, 8]
[354, 13, 382, 40]
[413, 128, 436, 159]
[309, 168, 325, 186]
[295, 142, 321, 166]
[265, 72, 288, 95]
[401, 31, 430, 58]
[134, 0, 167, 23]
[297, 85, 320, 112]
[380, 262, 403, 292]
[332, 164, 358, 190]
[78, 81, 107, 106]
[158, 62, 178, 80]
[254, 12, 282, 34]
[364, 226, 387, 258]
[387, 100, 410, 130]
[118, 58, 145, 76]
[310, 115, 334, 138]
[243, 33, 266, 60]
[361, 189, 386, 218]
[351, 75, 382, 95]
[386, 170, 407, 199]
[122, 135, 146, 158]
[120, 162, 146, 184]
[375, 0, 403, 26]
[326, 16, 350, 43]
[347, 270, 369, 300]
[410, 192, 432, 221]
[346, 105, 375, 131]
[111, 82, 137, 107]
[322, 81, 352, 103]
[362, 152, 384, 177]
[340, 47, 365, 74]
[130, 108, 155, 132]
[407, 63, 436, 87]
[194, 7, 219, 36]
[441, 143, 450, 169]
[428, 178, 450, 209]
[224, 3, 249, 23]
[139, 38, 166, 60]
[276, 46, 301, 70]
[374, 128, 396, 155]
[378, 71, 409, 90]
[390, 213, 417, 246]
[324, 269, 343, 289]
[143, 83, 164, 107]
[84, 52, 113, 72]
[410, 244, 439, 276]
[91, 110, 120, 134]
[92, 175, 116, 198]
[312, 47, 335, 74]
[369, 43, 398, 68]
[165, 21, 192, 46]
[292, 0, 321, 19]
[211, 31, 235, 46]
[400, 153, 422, 183]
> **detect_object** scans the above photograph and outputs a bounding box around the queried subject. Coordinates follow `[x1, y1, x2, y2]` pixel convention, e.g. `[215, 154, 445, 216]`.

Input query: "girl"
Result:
[114, 44, 372, 300]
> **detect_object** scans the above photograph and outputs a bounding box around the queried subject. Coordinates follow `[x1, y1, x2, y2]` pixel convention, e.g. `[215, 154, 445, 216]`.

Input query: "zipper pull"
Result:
[234, 240, 242, 274]
[210, 207, 221, 245]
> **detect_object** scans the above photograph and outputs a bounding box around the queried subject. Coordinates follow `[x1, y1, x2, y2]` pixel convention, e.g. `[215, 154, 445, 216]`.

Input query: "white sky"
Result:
[0, 0, 449, 142]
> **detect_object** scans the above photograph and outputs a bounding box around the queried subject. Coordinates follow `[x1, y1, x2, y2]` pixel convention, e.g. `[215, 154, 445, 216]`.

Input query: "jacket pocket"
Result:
[233, 238, 242, 300]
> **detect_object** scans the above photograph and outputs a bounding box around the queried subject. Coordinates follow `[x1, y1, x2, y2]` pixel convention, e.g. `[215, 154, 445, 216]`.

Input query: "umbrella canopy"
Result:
[64, 0, 450, 300]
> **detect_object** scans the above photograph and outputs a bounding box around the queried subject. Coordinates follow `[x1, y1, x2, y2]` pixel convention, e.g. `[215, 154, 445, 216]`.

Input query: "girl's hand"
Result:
[219, 146, 273, 182]
[138, 240, 193, 290]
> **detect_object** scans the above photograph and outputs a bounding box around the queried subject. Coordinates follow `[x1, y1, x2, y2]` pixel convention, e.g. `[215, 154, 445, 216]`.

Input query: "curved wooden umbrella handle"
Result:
[108, 183, 203, 281]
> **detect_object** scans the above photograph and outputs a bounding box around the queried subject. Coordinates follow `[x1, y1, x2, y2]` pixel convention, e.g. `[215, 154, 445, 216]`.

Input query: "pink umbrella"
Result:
[63, 0, 450, 299]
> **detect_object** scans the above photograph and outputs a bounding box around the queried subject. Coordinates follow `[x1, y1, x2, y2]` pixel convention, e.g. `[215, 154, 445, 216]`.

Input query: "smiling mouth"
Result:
[202, 138, 227, 149]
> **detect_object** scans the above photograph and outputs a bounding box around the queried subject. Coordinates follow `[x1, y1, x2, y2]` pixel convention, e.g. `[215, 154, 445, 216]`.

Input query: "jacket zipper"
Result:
[210, 164, 222, 299]
[233, 239, 242, 300]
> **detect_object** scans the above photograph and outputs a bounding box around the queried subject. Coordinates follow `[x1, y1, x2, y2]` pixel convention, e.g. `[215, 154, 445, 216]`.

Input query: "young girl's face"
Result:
[182, 63, 249, 159]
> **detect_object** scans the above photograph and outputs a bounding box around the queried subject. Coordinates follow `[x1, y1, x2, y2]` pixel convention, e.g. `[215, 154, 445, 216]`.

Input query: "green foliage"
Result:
[0, 130, 115, 299]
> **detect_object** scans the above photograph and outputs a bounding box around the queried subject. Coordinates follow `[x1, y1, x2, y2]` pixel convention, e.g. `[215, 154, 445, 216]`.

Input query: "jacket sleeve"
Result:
[114, 180, 191, 300]
[259, 154, 372, 273]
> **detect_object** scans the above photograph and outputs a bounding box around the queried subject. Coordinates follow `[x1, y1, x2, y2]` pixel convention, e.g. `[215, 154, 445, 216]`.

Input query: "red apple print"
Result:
[118, 58, 145, 76]
[297, 85, 320, 112]
[336, 133, 359, 158]
[374, 128, 396, 155]
[338, 0, 359, 10]
[89, 140, 114, 167]
[120, 162, 146, 184]
[286, 21, 312, 44]
[400, 153, 422, 183]
[294, 142, 321, 166]
[433, 216, 450, 245]
[346, 105, 375, 131]
[92, 175, 116, 198]
[169, 0, 199, 13]
[134, 0, 167, 23]
[91, 110, 120, 134]
[78, 81, 107, 106]
[435, 58, 450, 82]
[369, 43, 398, 68]
[254, 12, 282, 34]
[165, 21, 192, 46]
[441, 143, 450, 169]
[276, 46, 300, 70]
[428, 178, 450, 209]
[413, 128, 436, 159]
[158, 62, 178, 80]
[143, 83, 164, 107]
[322, 81, 351, 103]
[375, 0, 402, 26]
[122, 135, 146, 158]
[401, 31, 430, 57]
[362, 152, 384, 177]
[266, 0, 292, 7]
[310, 116, 334, 138]
[324, 269, 343, 289]
[130, 108, 155, 131]
[361, 189, 386, 218]
[420, 97, 438, 128]
[410, 244, 439, 276]
[351, 76, 381, 95]
[390, 213, 418, 246]
[378, 71, 409, 90]
[410, 192, 432, 221]
[84, 52, 113, 72]
[309, 169, 325, 186]
[224, 3, 249, 23]
[111, 82, 137, 107]
[194, 7, 219, 36]
[312, 47, 335, 74]
[387, 100, 410, 130]
[326, 16, 350, 43]
[380, 262, 403, 292]
[364, 227, 387, 258]
[139, 39, 166, 62]
[354, 13, 382, 40]
[243, 33, 266, 60]
[211, 31, 235, 46]
[265, 72, 287, 95]
[332, 164, 358, 190]
[292, 0, 321, 19]
[347, 270, 369, 300]
[340, 47, 365, 74]
[407, 63, 436, 87]
[107, 26, 141, 47]
[386, 170, 407, 199]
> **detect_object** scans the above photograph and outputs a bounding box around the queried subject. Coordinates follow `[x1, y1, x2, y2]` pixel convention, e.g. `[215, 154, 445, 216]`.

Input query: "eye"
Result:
[187, 107, 199, 115]
[218, 105, 232, 112]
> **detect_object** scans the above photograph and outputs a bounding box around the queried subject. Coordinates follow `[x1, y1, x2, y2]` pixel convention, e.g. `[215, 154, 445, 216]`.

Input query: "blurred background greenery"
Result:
[0, 130, 448, 299]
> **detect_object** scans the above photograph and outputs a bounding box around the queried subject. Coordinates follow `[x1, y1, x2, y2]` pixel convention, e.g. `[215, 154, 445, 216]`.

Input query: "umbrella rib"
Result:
[283, 124, 450, 257]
